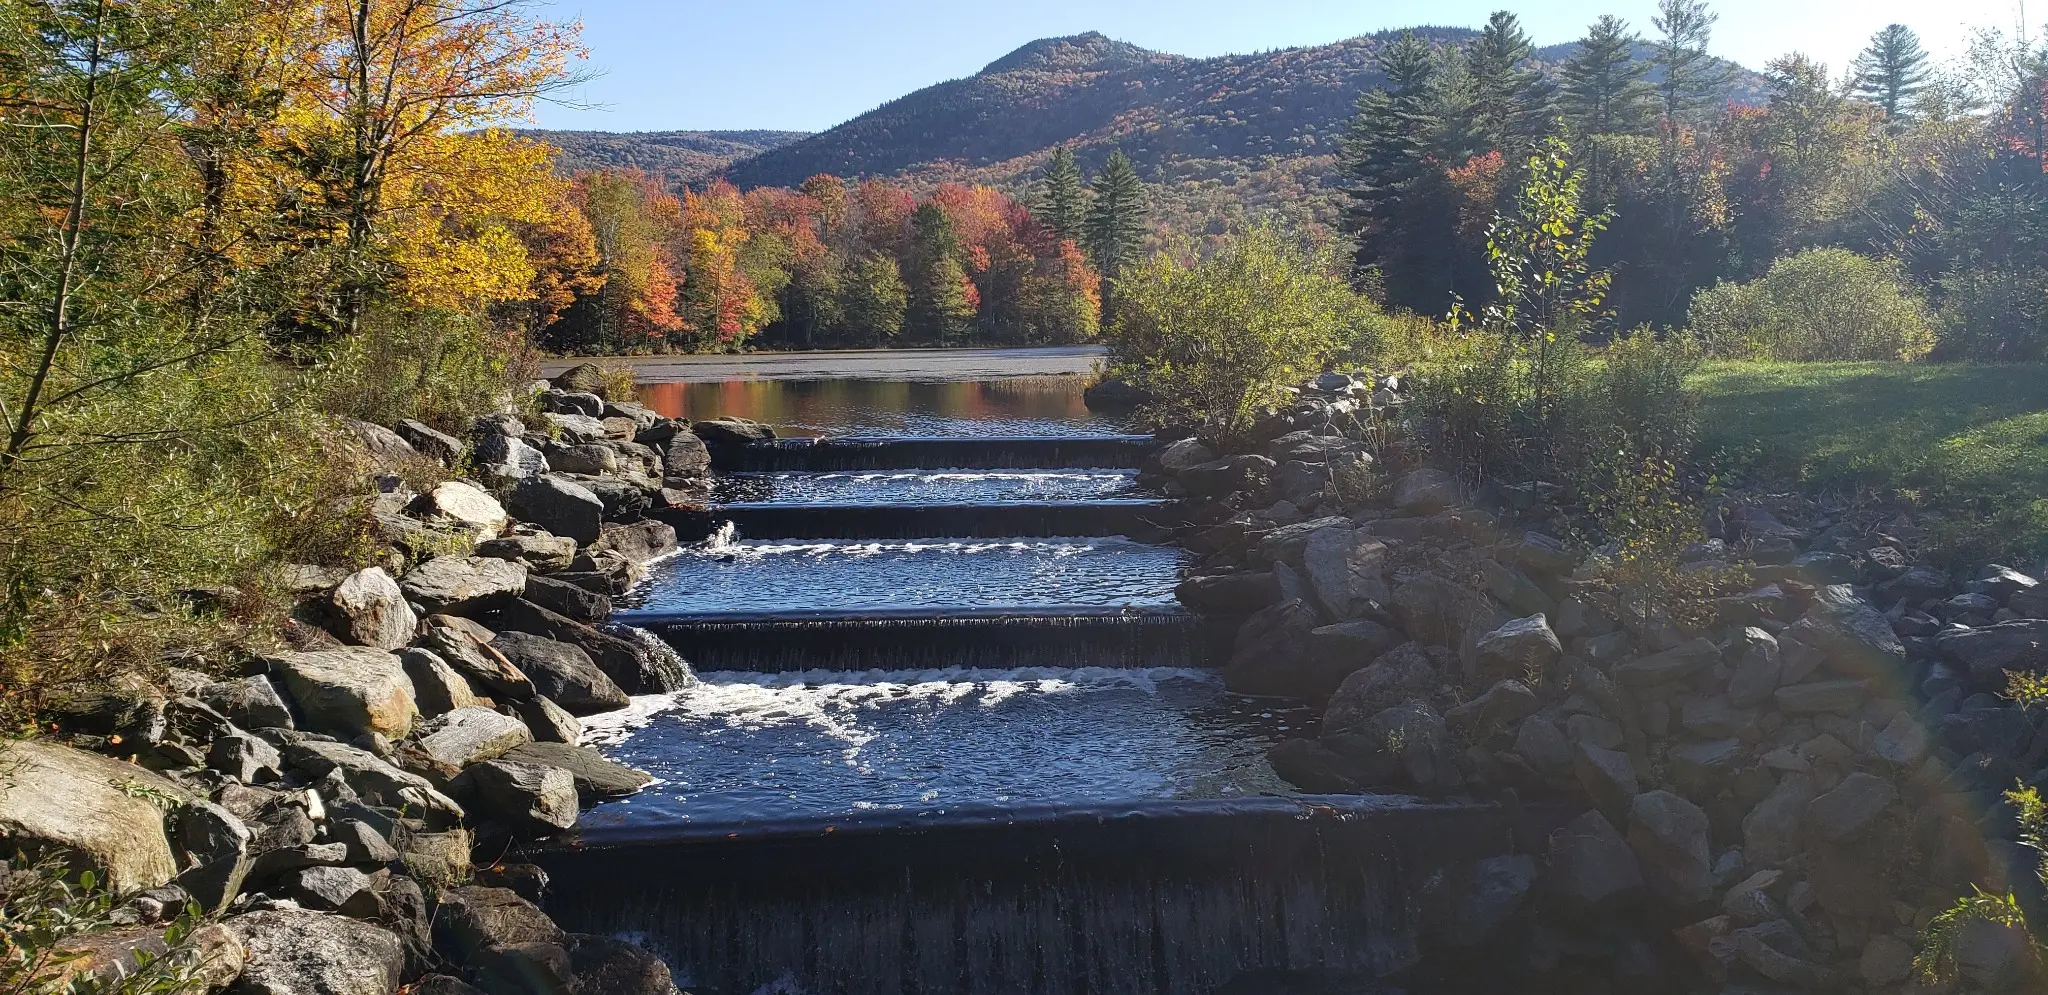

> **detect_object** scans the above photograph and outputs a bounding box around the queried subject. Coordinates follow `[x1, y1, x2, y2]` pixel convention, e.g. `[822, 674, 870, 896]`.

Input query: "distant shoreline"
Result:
[540, 345, 1108, 383]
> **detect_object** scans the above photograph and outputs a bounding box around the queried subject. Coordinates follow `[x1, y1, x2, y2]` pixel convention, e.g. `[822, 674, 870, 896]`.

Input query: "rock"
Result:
[2014, 585, 2048, 619]
[691, 417, 773, 445]
[1307, 619, 1403, 676]
[1743, 773, 1816, 865]
[1870, 710, 1929, 766]
[1512, 531, 1578, 577]
[508, 476, 605, 546]
[326, 568, 417, 651]
[476, 529, 578, 572]
[543, 411, 608, 443]
[502, 742, 652, 801]
[419, 624, 532, 701]
[286, 865, 378, 917]
[413, 977, 486, 995]
[1151, 437, 1215, 474]
[1670, 739, 1743, 794]
[1627, 790, 1713, 906]
[226, 908, 403, 995]
[1954, 915, 2042, 991]
[544, 441, 617, 475]
[591, 519, 678, 566]
[474, 433, 548, 481]
[400, 556, 527, 616]
[1447, 854, 1539, 946]
[514, 695, 582, 745]
[397, 829, 471, 889]
[1731, 920, 1838, 988]
[1442, 679, 1540, 738]
[0, 741, 189, 895]
[1391, 574, 1505, 667]
[1327, 701, 1463, 795]
[1725, 627, 1782, 707]
[1323, 643, 1440, 733]
[46, 922, 244, 992]
[1721, 869, 1783, 926]
[1574, 742, 1640, 823]
[659, 430, 711, 482]
[393, 419, 464, 466]
[411, 481, 507, 540]
[415, 708, 533, 778]
[1179, 454, 1276, 499]
[1300, 529, 1391, 620]
[542, 388, 604, 417]
[332, 820, 399, 866]
[398, 648, 479, 717]
[1805, 771, 1896, 842]
[284, 741, 462, 822]
[1173, 572, 1280, 614]
[1772, 678, 1867, 714]
[173, 800, 253, 913]
[1860, 935, 1914, 986]
[1879, 564, 1953, 603]
[452, 761, 577, 837]
[1513, 715, 1573, 772]
[200, 676, 295, 731]
[1392, 468, 1459, 514]
[549, 363, 613, 397]
[566, 933, 677, 995]
[1794, 585, 1909, 679]
[1473, 614, 1561, 681]
[1613, 638, 1720, 687]
[517, 575, 609, 624]
[1253, 516, 1352, 568]
[342, 419, 421, 471]
[1937, 619, 2048, 684]
[268, 647, 419, 740]
[490, 632, 629, 715]
[1546, 810, 1643, 906]
[1219, 599, 1322, 696]
[209, 730, 283, 784]
[1266, 737, 1364, 792]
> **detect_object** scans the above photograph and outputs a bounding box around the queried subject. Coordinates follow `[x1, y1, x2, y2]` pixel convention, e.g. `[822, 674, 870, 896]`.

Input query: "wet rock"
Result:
[268, 646, 419, 740]
[1805, 771, 1896, 842]
[508, 476, 604, 546]
[398, 649, 479, 718]
[502, 742, 652, 801]
[1743, 773, 1816, 865]
[400, 556, 527, 616]
[327, 568, 417, 650]
[1627, 790, 1713, 905]
[1546, 810, 1643, 906]
[1323, 643, 1440, 733]
[1174, 572, 1280, 614]
[415, 708, 533, 778]
[200, 675, 295, 731]
[1473, 614, 1561, 682]
[490, 632, 629, 715]
[226, 908, 403, 995]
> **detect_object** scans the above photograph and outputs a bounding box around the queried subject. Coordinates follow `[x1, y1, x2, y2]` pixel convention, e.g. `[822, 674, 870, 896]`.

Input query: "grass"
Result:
[1692, 361, 2048, 565]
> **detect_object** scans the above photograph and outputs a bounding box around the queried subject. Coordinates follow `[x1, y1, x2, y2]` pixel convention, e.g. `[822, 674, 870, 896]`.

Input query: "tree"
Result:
[840, 253, 909, 346]
[1852, 24, 1932, 128]
[1651, 0, 1734, 124]
[1467, 10, 1553, 153]
[1561, 15, 1656, 140]
[1037, 147, 1088, 245]
[1085, 150, 1147, 285]
[906, 201, 977, 343]
[1341, 31, 1443, 286]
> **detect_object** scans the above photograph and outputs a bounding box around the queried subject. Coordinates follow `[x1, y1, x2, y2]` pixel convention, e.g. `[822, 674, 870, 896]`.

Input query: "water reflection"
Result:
[635, 377, 1130, 438]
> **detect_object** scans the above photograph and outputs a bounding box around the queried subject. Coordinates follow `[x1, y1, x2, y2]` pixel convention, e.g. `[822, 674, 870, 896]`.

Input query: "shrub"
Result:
[1937, 265, 2048, 362]
[1, 856, 213, 993]
[1105, 224, 1380, 446]
[311, 306, 540, 432]
[1687, 248, 1936, 361]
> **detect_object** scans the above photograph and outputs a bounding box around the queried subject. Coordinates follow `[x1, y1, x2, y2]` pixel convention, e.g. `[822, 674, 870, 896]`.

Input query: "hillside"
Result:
[722, 29, 1761, 236]
[520, 129, 810, 183]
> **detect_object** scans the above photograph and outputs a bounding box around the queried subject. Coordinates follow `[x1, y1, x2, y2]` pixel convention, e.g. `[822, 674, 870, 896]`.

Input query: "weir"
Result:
[562, 361, 1511, 994]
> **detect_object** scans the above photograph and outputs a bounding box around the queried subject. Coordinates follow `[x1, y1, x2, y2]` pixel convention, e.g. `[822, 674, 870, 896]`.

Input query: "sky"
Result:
[527, 0, 2029, 133]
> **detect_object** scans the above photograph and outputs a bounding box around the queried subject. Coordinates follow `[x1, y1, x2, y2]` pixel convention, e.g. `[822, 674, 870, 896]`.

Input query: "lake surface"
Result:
[633, 377, 1130, 438]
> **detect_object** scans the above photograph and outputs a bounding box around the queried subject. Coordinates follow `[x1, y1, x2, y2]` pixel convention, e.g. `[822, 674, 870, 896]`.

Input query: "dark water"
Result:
[618, 531, 1184, 617]
[636, 378, 1131, 438]
[712, 470, 1140, 505]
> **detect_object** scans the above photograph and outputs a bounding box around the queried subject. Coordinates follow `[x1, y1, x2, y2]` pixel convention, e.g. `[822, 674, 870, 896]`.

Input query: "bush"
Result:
[1, 855, 213, 993]
[1937, 265, 2048, 362]
[1105, 224, 1382, 446]
[1688, 248, 1936, 361]
[311, 306, 540, 432]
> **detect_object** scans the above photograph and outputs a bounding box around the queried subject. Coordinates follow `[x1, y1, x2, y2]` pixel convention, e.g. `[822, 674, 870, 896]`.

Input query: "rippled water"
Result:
[578, 667, 1314, 831]
[634, 377, 1131, 438]
[620, 533, 1184, 616]
[711, 469, 1140, 505]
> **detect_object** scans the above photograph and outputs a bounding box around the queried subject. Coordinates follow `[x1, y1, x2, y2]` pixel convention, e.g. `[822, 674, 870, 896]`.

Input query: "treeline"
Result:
[539, 149, 1148, 354]
[1342, 1, 2048, 360]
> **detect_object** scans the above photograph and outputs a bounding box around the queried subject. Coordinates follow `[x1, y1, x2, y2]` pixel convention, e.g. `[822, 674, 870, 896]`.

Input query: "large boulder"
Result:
[451, 761, 579, 837]
[1786, 585, 1908, 682]
[1174, 572, 1280, 614]
[399, 556, 527, 616]
[1613, 638, 1720, 687]
[502, 743, 653, 802]
[414, 708, 534, 779]
[566, 933, 677, 995]
[1546, 810, 1644, 907]
[327, 568, 416, 651]
[473, 434, 548, 482]
[521, 575, 612, 623]
[1391, 468, 1460, 514]
[1323, 642, 1440, 733]
[1324, 700, 1463, 794]
[1626, 790, 1713, 905]
[489, 631, 629, 715]
[418, 625, 534, 701]
[691, 417, 774, 446]
[199, 675, 295, 731]
[1217, 599, 1321, 696]
[660, 431, 711, 482]
[485, 600, 685, 694]
[1805, 771, 1897, 842]
[0, 740, 184, 893]
[399, 648, 480, 717]
[226, 908, 403, 995]
[433, 885, 563, 962]
[410, 481, 507, 540]
[1300, 529, 1391, 620]
[1937, 619, 2048, 685]
[1743, 773, 1817, 866]
[268, 647, 419, 740]
[341, 419, 421, 472]
[1392, 574, 1506, 672]
[591, 519, 678, 565]
[507, 476, 604, 546]
[394, 419, 464, 466]
[284, 741, 462, 822]
[1472, 614, 1561, 681]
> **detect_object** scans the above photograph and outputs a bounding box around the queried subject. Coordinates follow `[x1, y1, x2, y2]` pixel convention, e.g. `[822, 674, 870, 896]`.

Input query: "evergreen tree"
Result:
[1085, 149, 1148, 314]
[1341, 31, 1446, 295]
[906, 202, 977, 344]
[1037, 147, 1089, 244]
[1468, 11, 1554, 152]
[1852, 24, 1932, 129]
[1561, 15, 1656, 138]
[1652, 0, 1734, 124]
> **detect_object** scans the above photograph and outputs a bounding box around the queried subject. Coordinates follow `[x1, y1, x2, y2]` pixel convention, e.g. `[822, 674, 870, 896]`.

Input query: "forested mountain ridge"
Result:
[712, 28, 1761, 234]
[518, 129, 810, 183]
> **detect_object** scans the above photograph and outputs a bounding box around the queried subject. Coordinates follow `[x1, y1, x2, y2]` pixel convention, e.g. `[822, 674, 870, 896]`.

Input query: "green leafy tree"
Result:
[1106, 225, 1379, 447]
[838, 253, 908, 346]
[1651, 0, 1735, 124]
[1037, 147, 1089, 245]
[1085, 149, 1147, 315]
[1852, 24, 1933, 128]
[905, 202, 976, 343]
[1561, 15, 1656, 140]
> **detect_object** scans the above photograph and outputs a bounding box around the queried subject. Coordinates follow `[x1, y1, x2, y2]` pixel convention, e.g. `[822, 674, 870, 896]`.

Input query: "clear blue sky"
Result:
[528, 0, 2021, 133]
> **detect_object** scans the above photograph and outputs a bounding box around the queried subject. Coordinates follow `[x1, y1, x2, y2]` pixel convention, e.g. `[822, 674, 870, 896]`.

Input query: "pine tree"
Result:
[1561, 15, 1656, 138]
[1341, 31, 1442, 279]
[1085, 149, 1147, 316]
[1037, 147, 1088, 244]
[1852, 24, 1932, 129]
[1652, 0, 1734, 124]
[1467, 11, 1553, 153]
[907, 202, 976, 344]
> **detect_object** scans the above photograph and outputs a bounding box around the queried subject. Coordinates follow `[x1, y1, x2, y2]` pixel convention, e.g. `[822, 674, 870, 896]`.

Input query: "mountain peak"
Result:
[980, 32, 1165, 75]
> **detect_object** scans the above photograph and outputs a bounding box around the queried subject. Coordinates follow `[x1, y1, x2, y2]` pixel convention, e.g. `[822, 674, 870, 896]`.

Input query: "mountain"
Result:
[719, 29, 1762, 236]
[518, 129, 810, 184]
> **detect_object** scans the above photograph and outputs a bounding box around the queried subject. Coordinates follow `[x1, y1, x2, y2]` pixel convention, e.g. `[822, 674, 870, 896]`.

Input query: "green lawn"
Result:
[1692, 361, 2048, 564]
